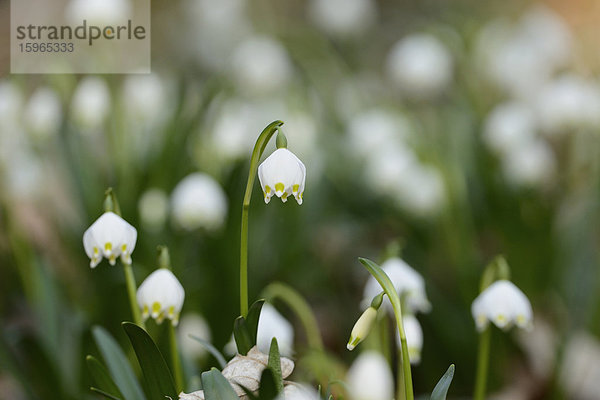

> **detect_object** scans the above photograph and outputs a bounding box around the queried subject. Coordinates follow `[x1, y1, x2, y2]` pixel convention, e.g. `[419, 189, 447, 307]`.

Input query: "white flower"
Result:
[396, 315, 423, 365]
[535, 74, 600, 135]
[483, 102, 537, 156]
[386, 34, 453, 100]
[257, 303, 294, 357]
[501, 138, 555, 188]
[170, 173, 228, 231]
[83, 211, 137, 268]
[0, 80, 23, 129]
[138, 188, 169, 231]
[560, 332, 600, 399]
[395, 163, 446, 217]
[24, 87, 62, 141]
[177, 313, 212, 360]
[308, 0, 377, 37]
[137, 268, 185, 326]
[258, 148, 306, 205]
[71, 77, 111, 130]
[66, 0, 131, 25]
[347, 307, 378, 351]
[471, 280, 533, 332]
[230, 36, 293, 95]
[346, 351, 394, 400]
[122, 74, 168, 124]
[362, 257, 430, 314]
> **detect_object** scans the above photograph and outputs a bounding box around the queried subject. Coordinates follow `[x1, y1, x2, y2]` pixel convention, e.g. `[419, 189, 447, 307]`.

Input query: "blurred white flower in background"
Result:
[307, 0, 377, 38]
[122, 73, 169, 126]
[182, 0, 251, 71]
[24, 87, 62, 141]
[396, 314, 424, 365]
[363, 257, 431, 314]
[560, 332, 600, 399]
[83, 211, 137, 267]
[230, 36, 293, 95]
[483, 102, 537, 156]
[70, 77, 111, 131]
[177, 313, 212, 360]
[476, 5, 571, 99]
[471, 280, 533, 332]
[386, 34, 453, 100]
[501, 138, 555, 189]
[137, 268, 185, 326]
[346, 109, 413, 159]
[3, 149, 44, 200]
[138, 188, 169, 232]
[395, 163, 446, 217]
[346, 351, 394, 400]
[277, 384, 320, 400]
[258, 148, 306, 205]
[0, 80, 23, 128]
[363, 145, 415, 194]
[170, 173, 228, 231]
[257, 303, 295, 357]
[66, 0, 131, 25]
[535, 74, 600, 135]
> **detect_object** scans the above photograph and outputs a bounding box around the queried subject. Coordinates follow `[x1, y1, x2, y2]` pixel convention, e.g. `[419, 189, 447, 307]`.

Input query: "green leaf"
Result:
[92, 326, 146, 400]
[246, 299, 265, 344]
[201, 367, 239, 400]
[188, 335, 227, 369]
[258, 368, 278, 400]
[91, 387, 123, 400]
[267, 338, 283, 395]
[122, 322, 178, 400]
[234, 300, 265, 355]
[430, 364, 455, 400]
[233, 316, 253, 355]
[86, 355, 124, 399]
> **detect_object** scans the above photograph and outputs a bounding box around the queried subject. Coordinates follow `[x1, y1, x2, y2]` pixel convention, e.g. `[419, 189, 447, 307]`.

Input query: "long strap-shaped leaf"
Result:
[431, 364, 455, 400]
[122, 322, 178, 400]
[92, 326, 146, 400]
[86, 355, 124, 399]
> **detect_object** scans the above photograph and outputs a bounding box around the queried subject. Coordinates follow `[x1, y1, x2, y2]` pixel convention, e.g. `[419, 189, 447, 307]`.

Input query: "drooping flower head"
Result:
[362, 257, 431, 314]
[257, 303, 295, 357]
[137, 268, 185, 326]
[258, 147, 306, 205]
[83, 211, 137, 268]
[471, 280, 533, 332]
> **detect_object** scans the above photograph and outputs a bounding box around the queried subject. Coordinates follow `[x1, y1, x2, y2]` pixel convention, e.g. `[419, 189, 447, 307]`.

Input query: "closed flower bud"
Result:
[83, 211, 137, 268]
[258, 148, 306, 205]
[347, 307, 378, 351]
[471, 280, 533, 332]
[137, 268, 185, 326]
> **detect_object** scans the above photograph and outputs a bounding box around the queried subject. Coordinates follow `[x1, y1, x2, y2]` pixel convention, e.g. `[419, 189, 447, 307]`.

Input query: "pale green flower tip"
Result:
[347, 337, 360, 351]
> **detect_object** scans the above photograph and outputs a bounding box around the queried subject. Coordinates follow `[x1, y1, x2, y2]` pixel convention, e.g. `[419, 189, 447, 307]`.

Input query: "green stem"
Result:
[474, 327, 491, 400]
[240, 120, 284, 317]
[261, 282, 324, 351]
[169, 323, 184, 392]
[123, 262, 144, 329]
[396, 347, 406, 400]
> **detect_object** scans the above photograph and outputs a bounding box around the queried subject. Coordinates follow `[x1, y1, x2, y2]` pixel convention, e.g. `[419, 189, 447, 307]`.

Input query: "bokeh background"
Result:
[1, 0, 600, 399]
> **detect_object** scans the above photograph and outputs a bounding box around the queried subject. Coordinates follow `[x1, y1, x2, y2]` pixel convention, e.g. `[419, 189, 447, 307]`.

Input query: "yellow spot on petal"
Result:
[265, 185, 272, 194]
[142, 305, 149, 318]
[152, 302, 161, 317]
[121, 244, 127, 252]
[275, 183, 284, 193]
[168, 306, 175, 318]
[292, 184, 299, 193]
[93, 247, 99, 255]
[282, 193, 288, 201]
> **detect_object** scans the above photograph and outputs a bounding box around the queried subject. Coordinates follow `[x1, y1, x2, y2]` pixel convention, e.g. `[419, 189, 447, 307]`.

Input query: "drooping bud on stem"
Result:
[347, 292, 385, 351]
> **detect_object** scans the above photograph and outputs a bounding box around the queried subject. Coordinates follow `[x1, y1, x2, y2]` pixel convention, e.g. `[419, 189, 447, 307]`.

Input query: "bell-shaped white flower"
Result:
[71, 77, 111, 130]
[83, 212, 137, 268]
[258, 148, 306, 205]
[177, 313, 212, 360]
[137, 268, 185, 326]
[170, 173, 228, 231]
[396, 315, 423, 365]
[24, 87, 62, 141]
[471, 280, 533, 332]
[362, 257, 431, 314]
[257, 303, 295, 357]
[346, 351, 394, 400]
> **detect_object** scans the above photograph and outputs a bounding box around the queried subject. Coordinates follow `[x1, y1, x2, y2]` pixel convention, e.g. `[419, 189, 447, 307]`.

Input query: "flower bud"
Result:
[347, 306, 377, 351]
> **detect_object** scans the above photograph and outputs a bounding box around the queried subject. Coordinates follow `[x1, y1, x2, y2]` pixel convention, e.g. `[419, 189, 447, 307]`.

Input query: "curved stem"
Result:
[123, 262, 145, 329]
[240, 120, 284, 317]
[169, 323, 184, 392]
[474, 327, 491, 400]
[261, 282, 324, 351]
